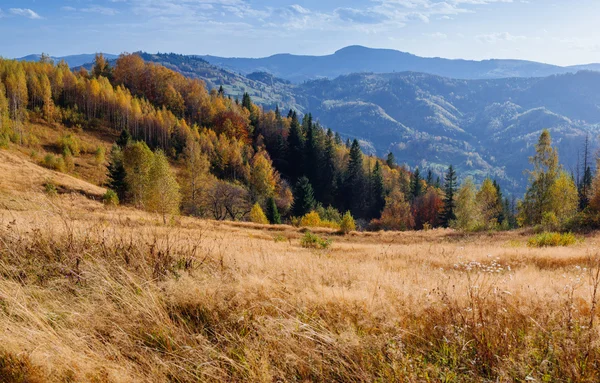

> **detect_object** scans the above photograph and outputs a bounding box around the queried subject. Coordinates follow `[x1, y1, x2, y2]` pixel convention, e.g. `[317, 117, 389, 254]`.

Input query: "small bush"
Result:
[57, 134, 81, 156]
[102, 189, 119, 206]
[249, 203, 269, 225]
[44, 180, 58, 196]
[527, 232, 577, 248]
[300, 211, 341, 230]
[339, 211, 356, 234]
[42, 153, 66, 172]
[273, 234, 286, 243]
[300, 232, 331, 249]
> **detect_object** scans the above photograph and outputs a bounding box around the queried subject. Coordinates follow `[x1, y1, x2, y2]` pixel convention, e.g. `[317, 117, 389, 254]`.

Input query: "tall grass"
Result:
[1, 198, 600, 381]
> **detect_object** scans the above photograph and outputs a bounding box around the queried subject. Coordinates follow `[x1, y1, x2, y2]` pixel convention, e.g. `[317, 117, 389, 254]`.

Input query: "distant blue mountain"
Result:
[17, 53, 118, 68]
[200, 45, 600, 83]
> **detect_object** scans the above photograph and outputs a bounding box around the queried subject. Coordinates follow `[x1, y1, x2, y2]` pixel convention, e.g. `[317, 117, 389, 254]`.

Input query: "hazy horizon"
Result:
[2, 0, 600, 67]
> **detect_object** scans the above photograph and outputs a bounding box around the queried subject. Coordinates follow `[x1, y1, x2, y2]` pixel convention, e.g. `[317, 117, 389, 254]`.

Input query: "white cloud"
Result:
[9, 8, 42, 19]
[476, 32, 526, 43]
[81, 6, 120, 16]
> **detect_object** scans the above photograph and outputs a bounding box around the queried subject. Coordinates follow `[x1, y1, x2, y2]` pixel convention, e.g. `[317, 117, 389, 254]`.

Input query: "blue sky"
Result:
[1, 0, 599, 66]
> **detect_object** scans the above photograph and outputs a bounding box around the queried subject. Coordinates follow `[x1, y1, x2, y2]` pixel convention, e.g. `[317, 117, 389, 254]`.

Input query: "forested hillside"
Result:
[84, 52, 600, 195]
[0, 54, 446, 230]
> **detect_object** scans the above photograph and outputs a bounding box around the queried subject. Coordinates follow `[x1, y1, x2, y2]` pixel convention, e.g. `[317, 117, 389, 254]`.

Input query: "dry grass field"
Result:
[2, 149, 600, 382]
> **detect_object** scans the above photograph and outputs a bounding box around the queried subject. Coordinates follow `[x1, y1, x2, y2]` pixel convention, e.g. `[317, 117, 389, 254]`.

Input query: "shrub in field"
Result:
[300, 211, 340, 230]
[102, 189, 119, 206]
[42, 153, 66, 172]
[249, 203, 269, 224]
[43, 180, 57, 196]
[339, 211, 356, 234]
[57, 134, 81, 156]
[300, 232, 331, 249]
[527, 232, 577, 247]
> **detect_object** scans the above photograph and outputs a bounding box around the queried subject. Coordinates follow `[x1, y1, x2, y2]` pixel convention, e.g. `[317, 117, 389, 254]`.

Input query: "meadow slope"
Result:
[2, 150, 600, 382]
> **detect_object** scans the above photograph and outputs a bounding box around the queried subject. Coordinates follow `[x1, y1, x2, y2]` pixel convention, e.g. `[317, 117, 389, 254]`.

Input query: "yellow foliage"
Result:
[249, 203, 269, 225]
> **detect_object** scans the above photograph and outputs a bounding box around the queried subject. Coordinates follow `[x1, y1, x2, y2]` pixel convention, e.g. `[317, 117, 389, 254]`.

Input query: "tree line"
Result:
[0, 53, 596, 232]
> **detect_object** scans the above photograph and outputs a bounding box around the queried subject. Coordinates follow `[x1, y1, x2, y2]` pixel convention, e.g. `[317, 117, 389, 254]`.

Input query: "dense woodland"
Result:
[0, 53, 598, 232]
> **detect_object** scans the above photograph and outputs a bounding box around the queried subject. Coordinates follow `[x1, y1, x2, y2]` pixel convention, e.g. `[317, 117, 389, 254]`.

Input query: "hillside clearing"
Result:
[1, 150, 600, 382]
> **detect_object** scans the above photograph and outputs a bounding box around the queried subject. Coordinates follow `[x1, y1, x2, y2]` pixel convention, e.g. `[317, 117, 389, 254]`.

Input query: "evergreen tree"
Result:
[370, 161, 385, 218]
[320, 130, 337, 207]
[493, 180, 505, 224]
[286, 112, 305, 182]
[440, 165, 458, 227]
[116, 129, 131, 149]
[218, 85, 225, 97]
[344, 139, 366, 218]
[386, 152, 396, 168]
[426, 169, 433, 186]
[266, 196, 281, 224]
[292, 176, 316, 217]
[304, 120, 322, 196]
[410, 168, 423, 200]
[241, 92, 252, 110]
[106, 144, 127, 202]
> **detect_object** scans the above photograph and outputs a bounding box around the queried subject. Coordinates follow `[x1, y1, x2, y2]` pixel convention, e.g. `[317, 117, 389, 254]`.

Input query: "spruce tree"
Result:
[242, 92, 252, 110]
[344, 139, 366, 218]
[386, 152, 396, 168]
[370, 161, 385, 218]
[440, 165, 458, 227]
[292, 176, 315, 217]
[106, 144, 127, 202]
[410, 168, 423, 200]
[321, 130, 337, 207]
[266, 196, 281, 224]
[286, 112, 305, 183]
[116, 129, 131, 149]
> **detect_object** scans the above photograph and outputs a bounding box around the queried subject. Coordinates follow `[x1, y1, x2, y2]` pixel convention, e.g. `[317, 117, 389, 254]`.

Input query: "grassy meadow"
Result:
[1, 150, 600, 382]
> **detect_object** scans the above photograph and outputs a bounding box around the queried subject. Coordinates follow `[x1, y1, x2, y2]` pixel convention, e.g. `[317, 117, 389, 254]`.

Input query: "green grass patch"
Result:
[300, 232, 331, 249]
[527, 232, 578, 248]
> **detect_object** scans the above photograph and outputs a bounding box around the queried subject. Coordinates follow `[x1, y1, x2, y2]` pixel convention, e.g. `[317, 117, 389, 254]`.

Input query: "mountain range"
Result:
[17, 53, 119, 68]
[18, 47, 600, 195]
[200, 45, 600, 83]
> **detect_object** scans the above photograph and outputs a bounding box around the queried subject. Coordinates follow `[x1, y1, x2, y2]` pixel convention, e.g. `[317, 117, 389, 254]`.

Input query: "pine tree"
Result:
[116, 129, 131, 149]
[292, 176, 316, 217]
[242, 92, 252, 110]
[265, 196, 281, 224]
[344, 139, 366, 218]
[440, 165, 458, 227]
[320, 130, 337, 207]
[386, 152, 396, 168]
[370, 161, 385, 218]
[106, 144, 127, 201]
[286, 112, 305, 183]
[304, 120, 321, 196]
[410, 168, 423, 200]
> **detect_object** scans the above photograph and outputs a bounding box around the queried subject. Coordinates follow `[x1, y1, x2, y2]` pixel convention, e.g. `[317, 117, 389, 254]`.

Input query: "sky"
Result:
[1, 0, 599, 66]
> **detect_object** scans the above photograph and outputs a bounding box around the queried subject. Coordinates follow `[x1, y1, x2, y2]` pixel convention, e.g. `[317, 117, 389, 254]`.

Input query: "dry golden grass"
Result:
[3, 149, 600, 381]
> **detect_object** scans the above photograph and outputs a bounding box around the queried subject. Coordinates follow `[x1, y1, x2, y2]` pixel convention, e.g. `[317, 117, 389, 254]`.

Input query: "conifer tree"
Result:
[386, 152, 396, 168]
[370, 161, 385, 218]
[440, 165, 458, 227]
[106, 144, 127, 201]
[116, 129, 131, 149]
[410, 168, 423, 200]
[286, 112, 305, 182]
[344, 139, 366, 217]
[265, 196, 281, 224]
[292, 176, 316, 217]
